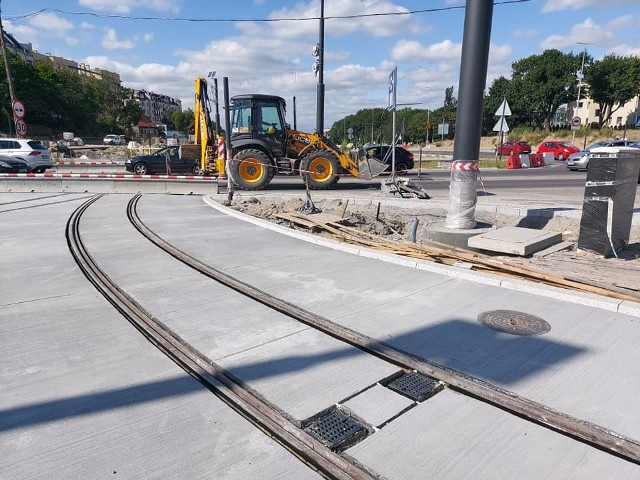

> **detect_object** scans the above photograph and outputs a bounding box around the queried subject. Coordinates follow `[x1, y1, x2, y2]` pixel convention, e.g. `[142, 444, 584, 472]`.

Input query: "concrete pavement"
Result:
[1, 191, 640, 479]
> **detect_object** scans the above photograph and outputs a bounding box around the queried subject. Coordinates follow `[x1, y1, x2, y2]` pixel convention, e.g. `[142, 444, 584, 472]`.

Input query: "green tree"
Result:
[585, 54, 640, 128]
[482, 76, 511, 136]
[510, 49, 584, 131]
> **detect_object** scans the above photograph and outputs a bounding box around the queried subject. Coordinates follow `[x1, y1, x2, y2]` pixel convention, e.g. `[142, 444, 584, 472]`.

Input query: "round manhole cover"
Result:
[478, 310, 551, 336]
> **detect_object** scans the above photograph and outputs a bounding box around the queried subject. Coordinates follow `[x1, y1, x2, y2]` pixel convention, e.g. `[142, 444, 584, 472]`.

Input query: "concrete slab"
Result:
[347, 390, 640, 480]
[341, 384, 415, 429]
[467, 225, 562, 255]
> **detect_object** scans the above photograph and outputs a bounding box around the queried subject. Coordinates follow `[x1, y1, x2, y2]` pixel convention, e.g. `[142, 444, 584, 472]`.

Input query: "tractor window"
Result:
[259, 104, 282, 133]
[232, 99, 251, 134]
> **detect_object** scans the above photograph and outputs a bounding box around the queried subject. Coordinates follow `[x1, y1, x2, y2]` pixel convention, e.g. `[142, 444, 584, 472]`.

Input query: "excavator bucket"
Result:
[355, 148, 388, 180]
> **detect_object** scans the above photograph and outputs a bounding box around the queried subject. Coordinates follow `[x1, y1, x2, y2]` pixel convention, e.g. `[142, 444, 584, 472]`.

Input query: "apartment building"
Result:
[129, 89, 182, 126]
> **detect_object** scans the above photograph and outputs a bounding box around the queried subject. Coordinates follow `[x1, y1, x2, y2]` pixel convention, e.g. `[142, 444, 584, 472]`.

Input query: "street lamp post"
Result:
[424, 87, 431, 145]
[572, 42, 592, 143]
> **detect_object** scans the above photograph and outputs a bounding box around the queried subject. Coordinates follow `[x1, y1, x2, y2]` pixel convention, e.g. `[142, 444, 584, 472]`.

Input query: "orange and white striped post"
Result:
[216, 136, 226, 178]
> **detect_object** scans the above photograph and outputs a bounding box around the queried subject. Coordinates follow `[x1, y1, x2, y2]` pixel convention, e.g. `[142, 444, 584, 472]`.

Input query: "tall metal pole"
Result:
[213, 78, 220, 136]
[445, 0, 494, 229]
[316, 0, 325, 135]
[572, 43, 589, 144]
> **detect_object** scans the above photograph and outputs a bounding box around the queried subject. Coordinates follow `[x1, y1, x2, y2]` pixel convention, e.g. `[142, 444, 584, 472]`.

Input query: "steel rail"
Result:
[66, 195, 378, 480]
[128, 193, 640, 466]
[0, 193, 95, 213]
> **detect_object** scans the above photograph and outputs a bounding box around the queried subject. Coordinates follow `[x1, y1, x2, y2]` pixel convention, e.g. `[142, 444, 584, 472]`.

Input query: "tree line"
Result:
[1, 48, 638, 143]
[328, 49, 640, 146]
[0, 52, 144, 139]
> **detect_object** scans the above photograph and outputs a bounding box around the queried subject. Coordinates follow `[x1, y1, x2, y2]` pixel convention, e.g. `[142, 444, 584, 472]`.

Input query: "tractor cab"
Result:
[230, 94, 288, 160]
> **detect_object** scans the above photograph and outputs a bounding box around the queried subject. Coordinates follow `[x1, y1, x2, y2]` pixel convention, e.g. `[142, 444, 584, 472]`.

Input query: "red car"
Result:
[495, 141, 531, 156]
[536, 140, 580, 160]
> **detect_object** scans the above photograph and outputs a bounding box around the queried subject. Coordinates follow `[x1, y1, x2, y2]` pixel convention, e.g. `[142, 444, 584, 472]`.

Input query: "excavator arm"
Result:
[193, 77, 217, 173]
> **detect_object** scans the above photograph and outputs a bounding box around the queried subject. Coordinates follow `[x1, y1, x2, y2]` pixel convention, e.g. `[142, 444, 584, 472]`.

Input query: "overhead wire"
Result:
[6, 1, 532, 24]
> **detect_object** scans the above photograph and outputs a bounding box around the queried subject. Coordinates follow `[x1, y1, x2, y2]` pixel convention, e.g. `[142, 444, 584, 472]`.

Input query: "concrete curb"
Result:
[202, 194, 640, 318]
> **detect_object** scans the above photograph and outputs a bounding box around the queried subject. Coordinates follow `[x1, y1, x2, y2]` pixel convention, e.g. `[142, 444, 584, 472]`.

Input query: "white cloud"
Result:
[80, 22, 96, 30]
[79, 0, 180, 14]
[5, 13, 77, 51]
[539, 19, 617, 50]
[143, 33, 154, 42]
[102, 28, 135, 50]
[606, 15, 636, 30]
[543, 0, 639, 13]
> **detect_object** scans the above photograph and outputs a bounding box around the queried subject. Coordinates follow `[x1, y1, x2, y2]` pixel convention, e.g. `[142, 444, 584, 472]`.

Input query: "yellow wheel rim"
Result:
[308, 157, 333, 181]
[238, 159, 265, 183]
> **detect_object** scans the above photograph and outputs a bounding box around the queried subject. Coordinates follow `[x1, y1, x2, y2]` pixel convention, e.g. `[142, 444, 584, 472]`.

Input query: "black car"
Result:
[0, 155, 29, 173]
[362, 145, 414, 174]
[125, 146, 201, 175]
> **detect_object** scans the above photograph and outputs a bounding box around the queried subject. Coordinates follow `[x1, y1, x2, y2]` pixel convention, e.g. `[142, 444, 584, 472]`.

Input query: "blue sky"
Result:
[4, 0, 639, 131]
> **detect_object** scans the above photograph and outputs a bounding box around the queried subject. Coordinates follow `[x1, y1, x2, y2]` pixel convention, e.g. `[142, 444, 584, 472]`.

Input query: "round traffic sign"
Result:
[571, 116, 581, 127]
[12, 99, 26, 119]
[15, 119, 28, 137]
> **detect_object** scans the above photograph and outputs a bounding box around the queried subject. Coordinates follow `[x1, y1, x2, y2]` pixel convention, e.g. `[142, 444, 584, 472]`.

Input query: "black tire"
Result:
[394, 162, 409, 175]
[192, 163, 204, 176]
[229, 149, 272, 190]
[300, 149, 340, 190]
[133, 162, 148, 175]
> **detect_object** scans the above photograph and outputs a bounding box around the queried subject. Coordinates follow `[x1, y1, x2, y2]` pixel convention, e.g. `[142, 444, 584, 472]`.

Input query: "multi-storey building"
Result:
[570, 95, 640, 129]
[129, 89, 182, 126]
[1, 31, 36, 64]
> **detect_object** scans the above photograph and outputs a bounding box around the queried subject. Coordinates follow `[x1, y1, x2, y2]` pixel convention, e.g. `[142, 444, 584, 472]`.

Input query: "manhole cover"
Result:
[478, 310, 551, 336]
[303, 406, 367, 450]
[386, 372, 441, 402]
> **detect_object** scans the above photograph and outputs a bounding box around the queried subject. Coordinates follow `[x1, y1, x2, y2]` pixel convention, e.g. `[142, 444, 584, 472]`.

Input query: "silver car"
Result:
[0, 138, 53, 173]
[566, 139, 636, 171]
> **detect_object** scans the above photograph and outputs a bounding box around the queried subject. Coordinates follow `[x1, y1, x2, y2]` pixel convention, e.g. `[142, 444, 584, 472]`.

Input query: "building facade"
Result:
[129, 89, 182, 126]
[570, 95, 640, 129]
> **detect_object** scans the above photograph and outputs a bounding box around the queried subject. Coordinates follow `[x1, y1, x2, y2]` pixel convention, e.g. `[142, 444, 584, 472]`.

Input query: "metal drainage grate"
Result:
[478, 310, 551, 336]
[386, 371, 441, 402]
[303, 406, 367, 451]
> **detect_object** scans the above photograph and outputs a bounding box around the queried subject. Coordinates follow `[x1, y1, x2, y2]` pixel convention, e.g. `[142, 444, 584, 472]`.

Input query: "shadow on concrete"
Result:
[224, 318, 585, 388]
[516, 207, 580, 229]
[0, 318, 586, 432]
[0, 376, 202, 432]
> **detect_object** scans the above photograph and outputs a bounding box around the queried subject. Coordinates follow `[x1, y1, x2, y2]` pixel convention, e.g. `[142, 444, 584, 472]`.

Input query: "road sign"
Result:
[388, 66, 397, 109]
[492, 117, 509, 133]
[12, 99, 26, 119]
[15, 119, 28, 137]
[571, 116, 581, 130]
[494, 99, 511, 116]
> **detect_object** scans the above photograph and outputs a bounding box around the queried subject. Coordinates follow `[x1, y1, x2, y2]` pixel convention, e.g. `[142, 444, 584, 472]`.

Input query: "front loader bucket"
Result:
[356, 148, 388, 180]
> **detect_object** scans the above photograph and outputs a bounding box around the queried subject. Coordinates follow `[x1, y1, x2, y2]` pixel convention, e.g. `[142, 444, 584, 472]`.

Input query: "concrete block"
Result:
[467, 226, 562, 256]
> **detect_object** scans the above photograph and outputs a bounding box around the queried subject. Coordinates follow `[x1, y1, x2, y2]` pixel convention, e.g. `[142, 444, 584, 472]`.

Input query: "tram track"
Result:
[66, 193, 640, 478]
[0, 193, 95, 213]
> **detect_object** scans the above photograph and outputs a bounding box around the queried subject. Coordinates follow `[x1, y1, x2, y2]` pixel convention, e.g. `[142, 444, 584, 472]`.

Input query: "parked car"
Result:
[0, 154, 29, 173]
[536, 141, 580, 160]
[103, 134, 126, 145]
[125, 146, 201, 175]
[495, 141, 531, 156]
[0, 138, 54, 173]
[362, 145, 414, 174]
[565, 139, 638, 171]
